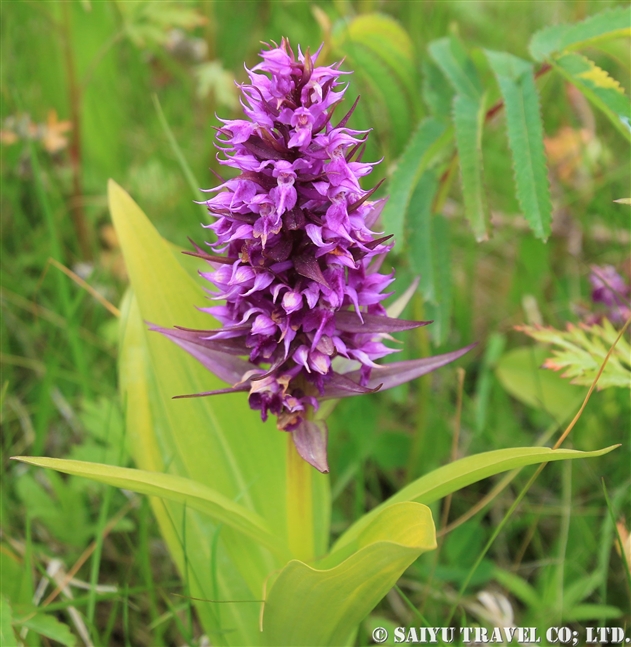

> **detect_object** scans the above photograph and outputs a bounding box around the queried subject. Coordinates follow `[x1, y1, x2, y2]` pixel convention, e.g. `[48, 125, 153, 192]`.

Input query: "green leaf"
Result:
[485, 50, 552, 240]
[12, 456, 289, 561]
[381, 118, 451, 244]
[493, 568, 541, 609]
[565, 604, 623, 621]
[333, 445, 618, 551]
[529, 6, 631, 61]
[517, 319, 631, 389]
[428, 37, 483, 100]
[333, 13, 418, 157]
[407, 171, 439, 302]
[17, 613, 76, 647]
[495, 346, 585, 418]
[453, 93, 489, 241]
[350, 44, 413, 154]
[107, 180, 330, 645]
[261, 502, 436, 647]
[553, 53, 631, 141]
[424, 214, 452, 345]
[422, 59, 455, 117]
[338, 14, 417, 100]
[0, 596, 15, 647]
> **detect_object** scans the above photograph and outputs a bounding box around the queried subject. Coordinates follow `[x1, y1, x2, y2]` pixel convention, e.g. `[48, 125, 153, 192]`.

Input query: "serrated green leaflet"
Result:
[554, 53, 631, 141]
[381, 119, 451, 245]
[518, 320, 631, 389]
[428, 37, 483, 100]
[425, 214, 452, 345]
[529, 6, 631, 61]
[422, 58, 455, 117]
[453, 93, 489, 241]
[11, 456, 289, 560]
[261, 502, 436, 647]
[333, 445, 618, 551]
[407, 171, 439, 302]
[485, 50, 552, 240]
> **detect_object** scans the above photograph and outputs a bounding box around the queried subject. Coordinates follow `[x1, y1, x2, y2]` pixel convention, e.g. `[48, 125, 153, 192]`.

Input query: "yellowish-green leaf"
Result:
[517, 320, 631, 389]
[261, 502, 435, 647]
[109, 180, 330, 645]
[333, 445, 617, 551]
[529, 6, 631, 61]
[11, 456, 289, 561]
[553, 53, 631, 141]
[496, 346, 585, 417]
[332, 13, 419, 157]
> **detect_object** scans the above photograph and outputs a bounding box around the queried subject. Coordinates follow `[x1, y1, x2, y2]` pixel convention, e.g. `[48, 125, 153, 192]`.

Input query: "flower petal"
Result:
[291, 419, 329, 473]
[346, 343, 477, 392]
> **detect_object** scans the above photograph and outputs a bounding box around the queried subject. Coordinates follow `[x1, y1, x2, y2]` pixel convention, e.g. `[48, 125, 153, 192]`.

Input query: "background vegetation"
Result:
[1, 1, 629, 645]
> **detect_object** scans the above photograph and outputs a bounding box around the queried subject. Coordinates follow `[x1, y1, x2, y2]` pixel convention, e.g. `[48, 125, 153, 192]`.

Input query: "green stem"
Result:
[405, 295, 432, 480]
[286, 434, 315, 562]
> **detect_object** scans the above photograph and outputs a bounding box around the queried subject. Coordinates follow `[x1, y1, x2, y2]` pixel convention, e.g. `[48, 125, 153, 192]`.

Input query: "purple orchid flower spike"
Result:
[158, 38, 474, 473]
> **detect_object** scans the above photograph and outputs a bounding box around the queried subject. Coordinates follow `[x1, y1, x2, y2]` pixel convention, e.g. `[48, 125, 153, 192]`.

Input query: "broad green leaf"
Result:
[529, 6, 631, 61]
[428, 37, 483, 100]
[120, 291, 265, 644]
[261, 502, 435, 647]
[553, 53, 631, 141]
[16, 613, 76, 647]
[407, 170, 439, 302]
[453, 93, 489, 241]
[517, 319, 631, 389]
[485, 50, 552, 240]
[424, 214, 452, 345]
[381, 118, 451, 244]
[11, 456, 289, 561]
[339, 13, 417, 100]
[347, 44, 413, 154]
[0, 596, 14, 647]
[333, 445, 617, 551]
[108, 181, 330, 645]
[495, 346, 585, 418]
[333, 14, 418, 157]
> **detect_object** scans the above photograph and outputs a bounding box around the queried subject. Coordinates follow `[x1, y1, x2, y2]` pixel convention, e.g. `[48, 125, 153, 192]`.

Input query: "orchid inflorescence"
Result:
[157, 39, 472, 472]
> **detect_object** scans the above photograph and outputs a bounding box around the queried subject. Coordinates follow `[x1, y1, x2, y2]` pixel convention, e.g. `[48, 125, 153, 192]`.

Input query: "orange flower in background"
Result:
[41, 110, 72, 154]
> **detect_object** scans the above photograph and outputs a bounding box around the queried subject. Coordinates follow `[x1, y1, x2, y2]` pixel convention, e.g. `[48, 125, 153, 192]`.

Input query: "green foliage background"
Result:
[1, 1, 629, 645]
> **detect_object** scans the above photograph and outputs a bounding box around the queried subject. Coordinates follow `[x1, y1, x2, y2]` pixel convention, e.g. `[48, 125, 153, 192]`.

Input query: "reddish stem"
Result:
[61, 1, 91, 260]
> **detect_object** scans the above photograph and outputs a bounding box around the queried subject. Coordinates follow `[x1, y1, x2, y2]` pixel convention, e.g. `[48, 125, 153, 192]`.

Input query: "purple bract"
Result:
[157, 39, 473, 472]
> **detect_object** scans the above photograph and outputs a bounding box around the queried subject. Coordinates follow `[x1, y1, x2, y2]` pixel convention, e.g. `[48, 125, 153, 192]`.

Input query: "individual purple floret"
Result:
[156, 39, 473, 472]
[589, 264, 631, 324]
